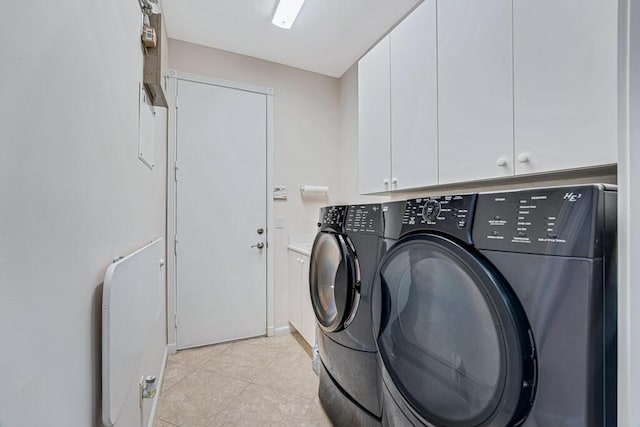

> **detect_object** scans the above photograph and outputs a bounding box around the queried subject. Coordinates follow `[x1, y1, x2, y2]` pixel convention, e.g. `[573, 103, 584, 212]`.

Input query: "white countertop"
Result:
[288, 233, 315, 256]
[287, 242, 312, 256]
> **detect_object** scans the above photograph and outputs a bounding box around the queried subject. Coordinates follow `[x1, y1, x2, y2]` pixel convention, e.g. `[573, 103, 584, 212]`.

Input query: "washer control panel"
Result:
[318, 205, 348, 233]
[473, 186, 601, 257]
[345, 204, 382, 235]
[401, 194, 477, 244]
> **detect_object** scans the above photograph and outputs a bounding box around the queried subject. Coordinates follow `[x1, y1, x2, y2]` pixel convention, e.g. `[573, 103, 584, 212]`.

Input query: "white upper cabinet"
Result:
[513, 0, 618, 174]
[390, 0, 438, 191]
[357, 0, 618, 194]
[437, 0, 514, 184]
[358, 36, 391, 194]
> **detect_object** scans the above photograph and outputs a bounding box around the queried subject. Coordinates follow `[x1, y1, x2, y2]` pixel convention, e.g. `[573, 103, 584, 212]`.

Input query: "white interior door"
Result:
[175, 79, 267, 349]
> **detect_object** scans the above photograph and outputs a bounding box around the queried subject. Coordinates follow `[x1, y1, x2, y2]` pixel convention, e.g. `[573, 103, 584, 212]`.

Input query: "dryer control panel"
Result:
[345, 204, 383, 236]
[318, 205, 348, 233]
[473, 185, 604, 257]
[401, 194, 477, 244]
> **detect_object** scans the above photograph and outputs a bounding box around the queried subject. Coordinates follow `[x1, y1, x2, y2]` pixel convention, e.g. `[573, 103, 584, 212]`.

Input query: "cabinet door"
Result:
[287, 250, 302, 332]
[390, 0, 438, 190]
[438, 0, 514, 184]
[299, 255, 316, 347]
[513, 0, 617, 174]
[358, 36, 391, 194]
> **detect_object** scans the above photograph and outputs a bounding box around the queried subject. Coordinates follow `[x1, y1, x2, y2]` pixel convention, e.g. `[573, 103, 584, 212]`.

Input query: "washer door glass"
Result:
[309, 232, 356, 332]
[377, 234, 534, 426]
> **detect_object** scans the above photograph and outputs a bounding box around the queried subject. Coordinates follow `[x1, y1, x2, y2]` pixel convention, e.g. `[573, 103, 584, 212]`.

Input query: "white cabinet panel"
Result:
[513, 0, 618, 174]
[299, 255, 315, 347]
[438, 0, 514, 184]
[287, 251, 315, 347]
[358, 36, 391, 194]
[390, 0, 438, 190]
[287, 250, 302, 332]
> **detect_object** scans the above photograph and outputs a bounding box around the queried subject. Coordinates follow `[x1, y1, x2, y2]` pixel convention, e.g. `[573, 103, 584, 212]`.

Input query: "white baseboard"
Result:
[147, 346, 168, 427]
[167, 343, 177, 355]
[274, 325, 292, 336]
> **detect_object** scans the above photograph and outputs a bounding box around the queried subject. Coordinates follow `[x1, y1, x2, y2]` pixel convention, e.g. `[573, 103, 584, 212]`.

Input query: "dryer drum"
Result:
[309, 231, 359, 333]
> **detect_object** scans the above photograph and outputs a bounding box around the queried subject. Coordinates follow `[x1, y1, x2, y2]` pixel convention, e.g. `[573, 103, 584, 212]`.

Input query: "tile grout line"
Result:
[247, 342, 291, 385]
[205, 376, 253, 427]
[155, 416, 180, 427]
[195, 342, 287, 383]
[157, 336, 319, 427]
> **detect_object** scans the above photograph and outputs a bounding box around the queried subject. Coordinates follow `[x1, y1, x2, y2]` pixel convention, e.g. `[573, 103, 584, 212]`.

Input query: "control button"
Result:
[547, 232, 558, 239]
[422, 200, 441, 222]
[492, 230, 500, 236]
[457, 219, 466, 228]
[494, 215, 502, 220]
[517, 231, 527, 237]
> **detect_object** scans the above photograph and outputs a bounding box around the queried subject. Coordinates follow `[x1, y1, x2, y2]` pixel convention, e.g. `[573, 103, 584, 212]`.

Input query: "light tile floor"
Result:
[154, 333, 333, 426]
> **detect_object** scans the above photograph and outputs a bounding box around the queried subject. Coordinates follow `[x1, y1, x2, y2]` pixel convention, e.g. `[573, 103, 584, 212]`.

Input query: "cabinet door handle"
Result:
[496, 158, 507, 167]
[517, 153, 530, 163]
[391, 177, 398, 187]
[383, 178, 389, 187]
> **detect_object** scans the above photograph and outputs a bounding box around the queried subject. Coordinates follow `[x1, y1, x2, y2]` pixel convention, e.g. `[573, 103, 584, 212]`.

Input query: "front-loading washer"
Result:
[373, 185, 616, 427]
[310, 204, 385, 426]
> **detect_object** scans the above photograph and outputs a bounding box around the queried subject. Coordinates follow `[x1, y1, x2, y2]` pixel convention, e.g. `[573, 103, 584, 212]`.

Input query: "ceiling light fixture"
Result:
[272, 0, 306, 29]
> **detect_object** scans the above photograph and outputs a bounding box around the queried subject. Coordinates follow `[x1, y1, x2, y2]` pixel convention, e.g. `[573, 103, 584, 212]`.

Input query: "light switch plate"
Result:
[273, 186, 288, 200]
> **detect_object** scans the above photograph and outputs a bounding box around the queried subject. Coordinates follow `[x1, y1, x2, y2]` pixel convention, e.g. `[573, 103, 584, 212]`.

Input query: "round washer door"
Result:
[309, 231, 359, 333]
[374, 234, 536, 427]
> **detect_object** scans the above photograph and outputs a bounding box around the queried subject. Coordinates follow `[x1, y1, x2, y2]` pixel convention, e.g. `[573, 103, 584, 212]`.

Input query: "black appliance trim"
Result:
[310, 231, 359, 333]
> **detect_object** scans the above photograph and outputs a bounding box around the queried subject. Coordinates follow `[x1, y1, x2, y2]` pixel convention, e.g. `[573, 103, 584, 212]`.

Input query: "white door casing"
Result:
[166, 72, 274, 351]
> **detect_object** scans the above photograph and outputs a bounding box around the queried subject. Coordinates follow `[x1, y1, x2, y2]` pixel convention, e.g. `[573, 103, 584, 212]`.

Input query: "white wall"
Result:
[0, 2, 168, 426]
[168, 40, 342, 330]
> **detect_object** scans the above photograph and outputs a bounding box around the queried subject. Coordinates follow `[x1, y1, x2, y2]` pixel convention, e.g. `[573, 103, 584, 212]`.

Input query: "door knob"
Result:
[257, 228, 264, 235]
[517, 153, 530, 163]
[496, 158, 507, 167]
[251, 242, 265, 249]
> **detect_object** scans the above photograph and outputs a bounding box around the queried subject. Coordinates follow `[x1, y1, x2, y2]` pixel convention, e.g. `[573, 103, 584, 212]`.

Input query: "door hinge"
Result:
[174, 235, 178, 255]
[174, 313, 178, 329]
[174, 161, 178, 182]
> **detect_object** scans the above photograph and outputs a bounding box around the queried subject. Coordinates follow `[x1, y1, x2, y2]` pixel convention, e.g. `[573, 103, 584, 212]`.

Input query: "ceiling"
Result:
[160, 0, 422, 78]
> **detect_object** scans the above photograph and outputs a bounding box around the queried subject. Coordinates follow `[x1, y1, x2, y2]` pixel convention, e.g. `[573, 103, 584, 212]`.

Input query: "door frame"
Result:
[165, 70, 275, 354]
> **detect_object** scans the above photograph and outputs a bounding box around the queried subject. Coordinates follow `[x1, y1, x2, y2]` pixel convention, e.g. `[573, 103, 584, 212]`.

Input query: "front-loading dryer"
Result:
[311, 204, 385, 426]
[373, 185, 616, 427]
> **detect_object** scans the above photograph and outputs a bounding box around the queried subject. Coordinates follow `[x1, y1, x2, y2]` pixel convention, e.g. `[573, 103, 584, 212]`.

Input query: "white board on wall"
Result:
[102, 238, 164, 426]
